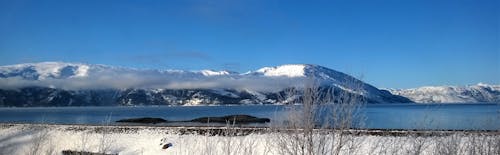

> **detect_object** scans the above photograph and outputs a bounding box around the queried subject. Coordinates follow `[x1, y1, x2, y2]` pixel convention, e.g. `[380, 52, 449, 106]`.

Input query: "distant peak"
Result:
[0, 61, 92, 79]
[476, 82, 490, 87]
[256, 64, 312, 77]
[199, 70, 233, 76]
[390, 83, 500, 95]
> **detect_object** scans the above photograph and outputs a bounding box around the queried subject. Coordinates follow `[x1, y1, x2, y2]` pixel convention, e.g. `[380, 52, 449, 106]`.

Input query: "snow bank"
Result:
[0, 124, 276, 155]
[0, 124, 498, 155]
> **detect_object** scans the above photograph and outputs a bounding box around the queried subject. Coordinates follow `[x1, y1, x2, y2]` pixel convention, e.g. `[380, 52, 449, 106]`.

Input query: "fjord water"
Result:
[0, 104, 498, 130]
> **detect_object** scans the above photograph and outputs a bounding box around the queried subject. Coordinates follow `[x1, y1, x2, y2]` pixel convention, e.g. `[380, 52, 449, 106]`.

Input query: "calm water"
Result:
[0, 103, 498, 130]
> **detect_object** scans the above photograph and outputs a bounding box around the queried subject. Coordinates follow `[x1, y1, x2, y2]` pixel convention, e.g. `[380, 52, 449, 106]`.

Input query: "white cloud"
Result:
[0, 71, 306, 92]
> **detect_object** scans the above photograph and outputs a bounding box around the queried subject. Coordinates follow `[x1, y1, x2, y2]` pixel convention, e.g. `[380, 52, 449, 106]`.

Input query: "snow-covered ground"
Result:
[1, 123, 498, 155]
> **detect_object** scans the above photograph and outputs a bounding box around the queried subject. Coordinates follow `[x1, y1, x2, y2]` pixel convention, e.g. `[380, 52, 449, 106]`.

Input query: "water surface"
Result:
[0, 103, 498, 130]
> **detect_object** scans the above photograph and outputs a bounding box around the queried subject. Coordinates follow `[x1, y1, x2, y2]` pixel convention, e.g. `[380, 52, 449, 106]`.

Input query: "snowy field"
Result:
[0, 123, 499, 155]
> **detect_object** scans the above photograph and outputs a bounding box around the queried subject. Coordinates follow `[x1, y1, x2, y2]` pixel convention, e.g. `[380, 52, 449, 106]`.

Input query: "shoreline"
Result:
[2, 123, 498, 136]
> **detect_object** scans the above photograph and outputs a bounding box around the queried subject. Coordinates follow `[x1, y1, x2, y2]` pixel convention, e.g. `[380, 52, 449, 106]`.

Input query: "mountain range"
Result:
[387, 83, 500, 103]
[0, 62, 497, 107]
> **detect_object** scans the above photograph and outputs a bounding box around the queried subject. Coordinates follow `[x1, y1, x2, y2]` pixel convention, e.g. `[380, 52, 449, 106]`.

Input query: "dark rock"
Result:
[162, 143, 173, 149]
[116, 117, 167, 124]
[190, 115, 270, 124]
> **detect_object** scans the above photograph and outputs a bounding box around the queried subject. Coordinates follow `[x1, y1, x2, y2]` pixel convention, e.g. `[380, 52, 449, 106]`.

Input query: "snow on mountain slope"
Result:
[0, 62, 91, 80]
[0, 62, 239, 90]
[199, 70, 233, 76]
[255, 64, 307, 77]
[251, 64, 364, 93]
[250, 64, 411, 103]
[0, 62, 236, 80]
[387, 83, 500, 103]
[0, 63, 358, 91]
[0, 62, 412, 106]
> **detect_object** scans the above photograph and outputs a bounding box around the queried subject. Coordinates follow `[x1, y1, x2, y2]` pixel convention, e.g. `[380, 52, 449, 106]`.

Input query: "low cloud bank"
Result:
[0, 72, 306, 92]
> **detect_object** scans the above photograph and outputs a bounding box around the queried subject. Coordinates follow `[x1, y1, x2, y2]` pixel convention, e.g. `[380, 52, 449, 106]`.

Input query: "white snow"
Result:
[0, 124, 498, 155]
[74, 65, 90, 77]
[0, 61, 431, 104]
[255, 64, 307, 77]
[388, 83, 500, 103]
[185, 98, 204, 105]
[211, 89, 240, 98]
[243, 89, 267, 101]
[31, 62, 63, 80]
[0, 62, 91, 80]
[0, 62, 323, 91]
[199, 70, 231, 76]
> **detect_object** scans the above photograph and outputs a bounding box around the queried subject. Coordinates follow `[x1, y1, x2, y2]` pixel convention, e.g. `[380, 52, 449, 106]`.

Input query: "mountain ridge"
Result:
[387, 83, 500, 103]
[1, 62, 497, 105]
[0, 62, 413, 106]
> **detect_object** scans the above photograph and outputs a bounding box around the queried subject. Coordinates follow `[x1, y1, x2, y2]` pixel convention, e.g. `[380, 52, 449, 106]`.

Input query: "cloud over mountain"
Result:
[0, 62, 415, 106]
[0, 62, 308, 91]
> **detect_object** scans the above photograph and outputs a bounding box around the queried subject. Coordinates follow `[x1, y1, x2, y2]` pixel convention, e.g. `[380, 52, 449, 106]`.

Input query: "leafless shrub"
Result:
[273, 76, 366, 155]
[79, 129, 90, 152]
[433, 131, 463, 155]
[219, 119, 262, 155]
[26, 124, 55, 155]
[463, 133, 500, 155]
[97, 114, 115, 154]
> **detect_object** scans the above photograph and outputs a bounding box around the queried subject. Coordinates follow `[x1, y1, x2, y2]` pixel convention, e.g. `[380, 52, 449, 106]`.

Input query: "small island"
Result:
[116, 115, 271, 125]
[189, 115, 271, 124]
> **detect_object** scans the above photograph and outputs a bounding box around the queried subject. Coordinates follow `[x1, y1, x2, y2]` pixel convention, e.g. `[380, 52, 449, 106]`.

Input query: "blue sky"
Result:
[0, 0, 498, 88]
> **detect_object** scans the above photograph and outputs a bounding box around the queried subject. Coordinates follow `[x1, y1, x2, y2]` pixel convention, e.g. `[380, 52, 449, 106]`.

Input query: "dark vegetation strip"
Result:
[1, 123, 498, 137]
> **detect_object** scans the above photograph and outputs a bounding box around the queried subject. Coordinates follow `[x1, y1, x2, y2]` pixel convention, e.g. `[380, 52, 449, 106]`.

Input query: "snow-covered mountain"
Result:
[387, 83, 500, 103]
[0, 62, 412, 106]
[0, 62, 92, 80]
[0, 62, 233, 81]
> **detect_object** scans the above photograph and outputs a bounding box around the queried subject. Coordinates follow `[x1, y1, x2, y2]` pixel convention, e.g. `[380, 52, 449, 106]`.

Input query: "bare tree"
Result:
[274, 76, 365, 155]
[97, 113, 115, 154]
[79, 129, 90, 152]
[27, 125, 52, 155]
